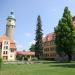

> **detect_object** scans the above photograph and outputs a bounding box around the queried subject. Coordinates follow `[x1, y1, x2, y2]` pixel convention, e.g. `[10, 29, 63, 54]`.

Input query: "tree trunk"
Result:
[35, 51, 39, 59]
[68, 53, 72, 62]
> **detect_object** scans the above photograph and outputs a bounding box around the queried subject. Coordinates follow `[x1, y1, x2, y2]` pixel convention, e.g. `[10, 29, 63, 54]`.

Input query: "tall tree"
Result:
[35, 15, 43, 59]
[0, 42, 2, 69]
[54, 7, 75, 62]
[29, 44, 35, 51]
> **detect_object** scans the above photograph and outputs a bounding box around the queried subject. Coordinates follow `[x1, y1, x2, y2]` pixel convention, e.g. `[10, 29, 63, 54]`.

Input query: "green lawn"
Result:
[0, 61, 75, 75]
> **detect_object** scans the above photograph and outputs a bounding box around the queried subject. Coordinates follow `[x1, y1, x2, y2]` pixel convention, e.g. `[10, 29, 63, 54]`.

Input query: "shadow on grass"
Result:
[50, 63, 75, 68]
[42, 61, 69, 64]
[41, 61, 75, 68]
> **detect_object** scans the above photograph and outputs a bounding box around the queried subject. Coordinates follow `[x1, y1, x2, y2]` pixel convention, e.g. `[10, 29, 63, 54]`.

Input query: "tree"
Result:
[0, 43, 2, 70]
[54, 7, 75, 62]
[35, 15, 43, 59]
[29, 44, 35, 51]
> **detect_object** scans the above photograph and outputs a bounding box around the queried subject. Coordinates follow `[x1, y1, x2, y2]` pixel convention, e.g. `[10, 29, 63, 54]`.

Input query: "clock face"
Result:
[7, 19, 15, 25]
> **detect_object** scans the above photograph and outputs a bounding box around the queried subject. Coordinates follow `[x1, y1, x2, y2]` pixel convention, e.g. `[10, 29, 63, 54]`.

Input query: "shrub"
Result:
[0, 57, 2, 70]
[32, 57, 38, 61]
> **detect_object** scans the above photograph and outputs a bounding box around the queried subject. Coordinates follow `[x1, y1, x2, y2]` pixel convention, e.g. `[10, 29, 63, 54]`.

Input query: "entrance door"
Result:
[3, 56, 8, 61]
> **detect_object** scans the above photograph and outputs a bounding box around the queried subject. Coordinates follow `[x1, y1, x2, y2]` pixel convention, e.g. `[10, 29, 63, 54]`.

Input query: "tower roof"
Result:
[7, 11, 16, 20]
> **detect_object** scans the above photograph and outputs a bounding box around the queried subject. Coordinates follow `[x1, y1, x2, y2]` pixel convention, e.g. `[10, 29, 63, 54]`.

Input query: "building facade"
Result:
[72, 16, 75, 27]
[0, 11, 16, 61]
[43, 33, 57, 59]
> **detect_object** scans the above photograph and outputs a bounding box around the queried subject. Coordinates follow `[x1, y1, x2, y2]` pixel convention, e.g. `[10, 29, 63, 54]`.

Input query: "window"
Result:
[4, 41, 8, 45]
[11, 49, 14, 52]
[3, 51, 8, 54]
[6, 51, 8, 54]
[3, 51, 5, 54]
[3, 56, 8, 60]
[4, 46, 8, 50]
[6, 46, 8, 49]
[4, 46, 5, 49]
[52, 40, 55, 45]
[9, 20, 11, 22]
[50, 47, 55, 51]
[12, 25, 15, 28]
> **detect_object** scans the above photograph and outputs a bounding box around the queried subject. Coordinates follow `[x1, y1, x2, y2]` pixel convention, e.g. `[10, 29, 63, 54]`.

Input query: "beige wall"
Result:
[43, 40, 57, 59]
[1, 40, 16, 61]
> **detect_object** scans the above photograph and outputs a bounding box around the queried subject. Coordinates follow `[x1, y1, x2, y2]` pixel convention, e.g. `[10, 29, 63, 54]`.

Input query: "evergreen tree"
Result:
[54, 7, 75, 62]
[35, 15, 43, 59]
[29, 44, 35, 51]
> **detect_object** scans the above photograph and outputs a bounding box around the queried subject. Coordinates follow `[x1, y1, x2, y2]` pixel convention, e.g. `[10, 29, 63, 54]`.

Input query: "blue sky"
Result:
[0, 0, 75, 50]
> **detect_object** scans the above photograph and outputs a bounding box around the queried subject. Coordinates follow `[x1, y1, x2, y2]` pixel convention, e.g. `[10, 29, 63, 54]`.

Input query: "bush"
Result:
[0, 57, 2, 70]
[32, 57, 38, 61]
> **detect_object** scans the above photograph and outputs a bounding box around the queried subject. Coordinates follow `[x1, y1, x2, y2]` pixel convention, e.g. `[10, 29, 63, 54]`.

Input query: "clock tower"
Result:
[6, 11, 16, 40]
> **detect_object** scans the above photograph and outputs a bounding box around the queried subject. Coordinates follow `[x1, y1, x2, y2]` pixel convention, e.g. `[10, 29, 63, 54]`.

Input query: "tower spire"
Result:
[11, 11, 14, 15]
[10, 9, 14, 15]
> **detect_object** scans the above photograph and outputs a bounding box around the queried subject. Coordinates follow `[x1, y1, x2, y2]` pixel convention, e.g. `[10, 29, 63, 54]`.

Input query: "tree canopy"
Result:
[54, 7, 75, 61]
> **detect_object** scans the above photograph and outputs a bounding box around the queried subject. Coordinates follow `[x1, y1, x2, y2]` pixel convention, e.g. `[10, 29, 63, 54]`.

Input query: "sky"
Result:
[0, 0, 75, 51]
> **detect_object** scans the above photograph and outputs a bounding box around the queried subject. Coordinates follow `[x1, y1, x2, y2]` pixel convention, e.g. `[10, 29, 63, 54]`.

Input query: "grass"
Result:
[0, 61, 75, 75]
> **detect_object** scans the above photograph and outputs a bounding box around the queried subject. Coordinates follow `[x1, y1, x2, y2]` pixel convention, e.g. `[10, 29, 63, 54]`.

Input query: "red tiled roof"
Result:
[0, 34, 16, 48]
[0, 35, 9, 42]
[10, 43, 16, 48]
[10, 40, 15, 43]
[16, 51, 35, 55]
[10, 40, 16, 48]
[43, 33, 55, 42]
